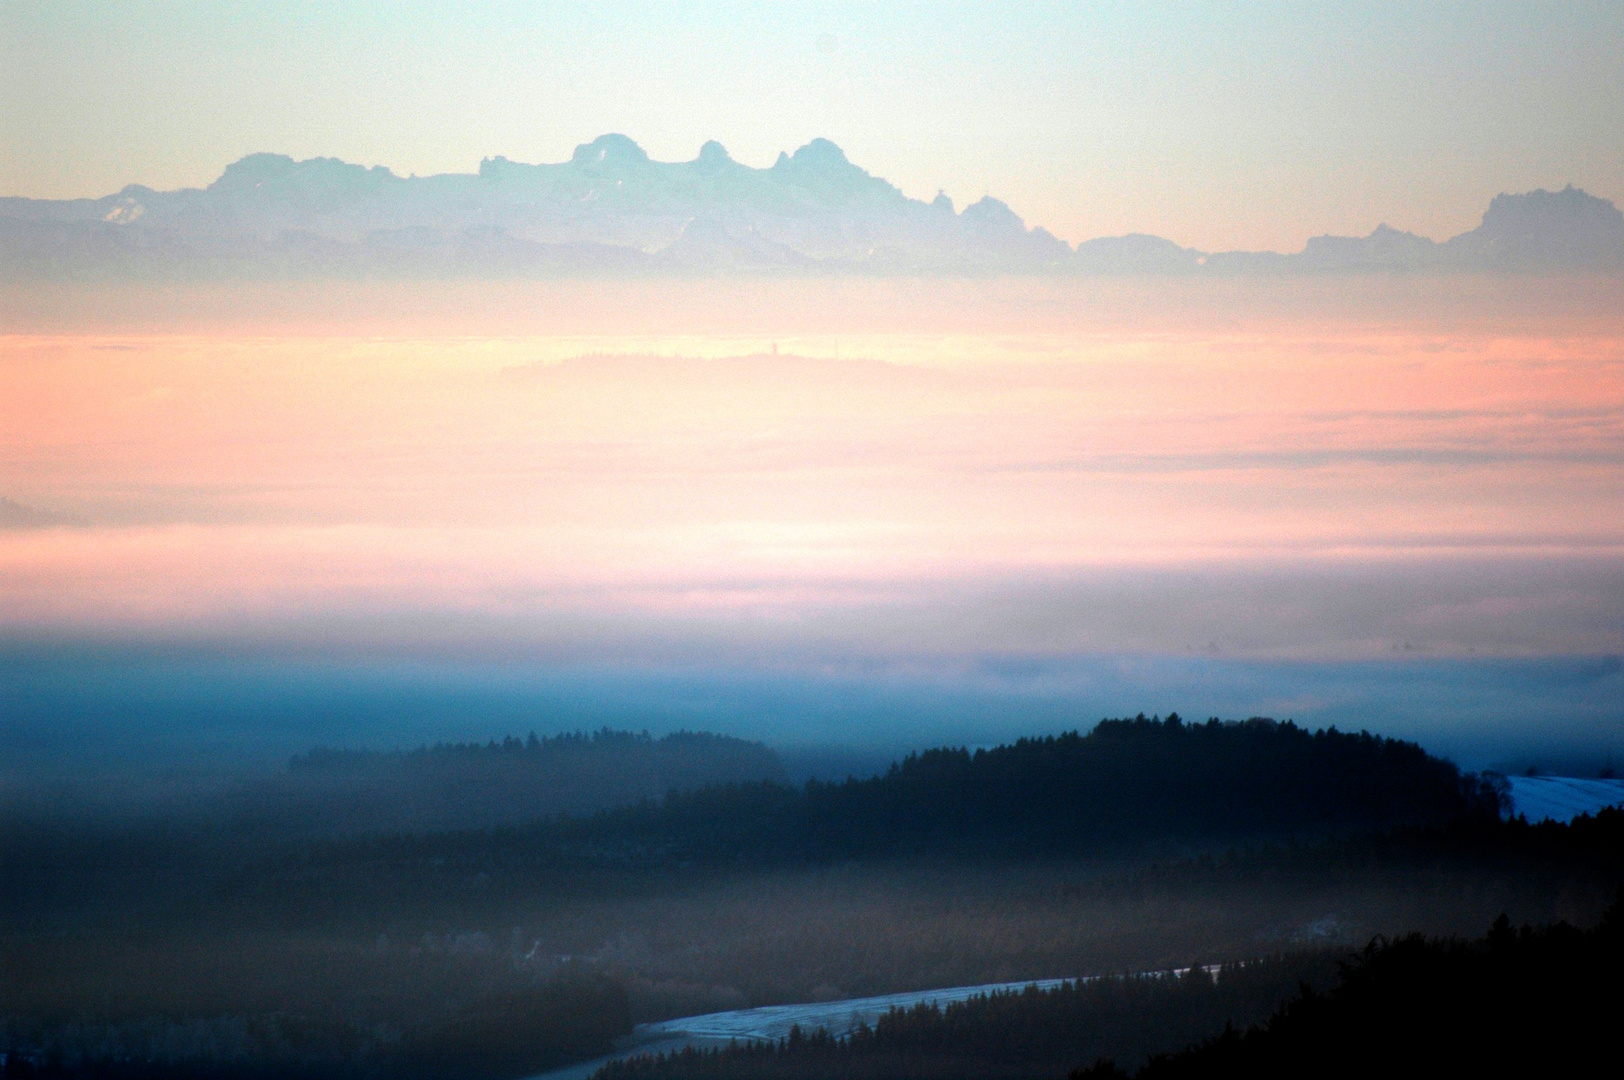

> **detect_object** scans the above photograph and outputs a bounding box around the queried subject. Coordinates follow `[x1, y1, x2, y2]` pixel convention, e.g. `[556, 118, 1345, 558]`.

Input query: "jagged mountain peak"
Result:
[961, 196, 1025, 232]
[210, 152, 303, 189]
[784, 138, 851, 168]
[4, 149, 1621, 278]
[769, 138, 883, 192]
[1476, 185, 1623, 241]
[209, 153, 401, 195]
[696, 140, 733, 164]
[1481, 184, 1619, 222]
[570, 133, 651, 170]
[1451, 185, 1624, 267]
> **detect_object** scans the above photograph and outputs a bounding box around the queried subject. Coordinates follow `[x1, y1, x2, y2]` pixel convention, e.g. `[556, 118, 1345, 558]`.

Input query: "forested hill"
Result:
[248, 729, 789, 834]
[480, 716, 1505, 865]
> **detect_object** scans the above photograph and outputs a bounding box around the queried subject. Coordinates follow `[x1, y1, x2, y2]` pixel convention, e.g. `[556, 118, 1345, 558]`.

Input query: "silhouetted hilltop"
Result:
[0, 496, 84, 529]
[1445, 184, 1624, 269]
[520, 716, 1505, 866]
[1073, 234, 1204, 274]
[251, 728, 789, 834]
[1210, 186, 1624, 275]
[3, 137, 1617, 278]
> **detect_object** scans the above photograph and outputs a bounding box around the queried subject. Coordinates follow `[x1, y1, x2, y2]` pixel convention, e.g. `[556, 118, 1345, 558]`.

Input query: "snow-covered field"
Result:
[641, 979, 1076, 1044]
[1504, 775, 1624, 823]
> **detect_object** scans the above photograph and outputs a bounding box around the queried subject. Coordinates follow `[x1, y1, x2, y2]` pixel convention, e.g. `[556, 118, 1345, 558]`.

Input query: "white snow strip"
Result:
[523, 969, 1227, 1080]
[1505, 775, 1624, 823]
[640, 978, 1075, 1043]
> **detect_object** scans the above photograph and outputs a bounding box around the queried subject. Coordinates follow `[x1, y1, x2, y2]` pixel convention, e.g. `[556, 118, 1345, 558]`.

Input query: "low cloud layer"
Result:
[2, 281, 1621, 770]
[4, 292, 1623, 660]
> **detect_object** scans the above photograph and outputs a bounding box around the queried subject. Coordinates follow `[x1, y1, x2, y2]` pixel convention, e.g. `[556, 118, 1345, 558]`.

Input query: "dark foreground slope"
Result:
[1116, 901, 1624, 1080]
[589, 899, 1624, 1080]
[5, 812, 1622, 1080]
[597, 953, 1345, 1080]
[0, 968, 630, 1080]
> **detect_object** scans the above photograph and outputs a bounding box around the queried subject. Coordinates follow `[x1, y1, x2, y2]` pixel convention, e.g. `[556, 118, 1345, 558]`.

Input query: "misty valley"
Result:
[5, 718, 1623, 1079]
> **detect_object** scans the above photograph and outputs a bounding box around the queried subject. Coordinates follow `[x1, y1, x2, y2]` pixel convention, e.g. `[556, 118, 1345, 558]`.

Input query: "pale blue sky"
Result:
[3, 1, 1622, 250]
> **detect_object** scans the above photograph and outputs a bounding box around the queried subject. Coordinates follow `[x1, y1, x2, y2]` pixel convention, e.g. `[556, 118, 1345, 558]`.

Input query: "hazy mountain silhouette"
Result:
[1206, 187, 1624, 275]
[2, 136, 1619, 278]
[0, 497, 84, 529]
[1445, 184, 1624, 269]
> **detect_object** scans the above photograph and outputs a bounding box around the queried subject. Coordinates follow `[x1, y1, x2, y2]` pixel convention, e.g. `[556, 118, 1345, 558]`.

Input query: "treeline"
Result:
[181, 717, 1513, 923]
[0, 968, 628, 1080]
[251, 728, 789, 834]
[430, 716, 1505, 868]
[597, 952, 1345, 1080]
[159, 716, 1509, 911]
[3, 718, 1510, 927]
[287, 729, 782, 777]
[1103, 897, 1624, 1079]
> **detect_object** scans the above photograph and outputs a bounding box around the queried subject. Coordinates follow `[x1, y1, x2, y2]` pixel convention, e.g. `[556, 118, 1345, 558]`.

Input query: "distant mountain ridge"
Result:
[3, 135, 1620, 278]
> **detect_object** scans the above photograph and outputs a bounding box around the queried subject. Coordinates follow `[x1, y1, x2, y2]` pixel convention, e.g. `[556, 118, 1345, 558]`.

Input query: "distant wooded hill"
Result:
[3, 136, 1620, 278]
[244, 729, 789, 834]
[370, 716, 1506, 866]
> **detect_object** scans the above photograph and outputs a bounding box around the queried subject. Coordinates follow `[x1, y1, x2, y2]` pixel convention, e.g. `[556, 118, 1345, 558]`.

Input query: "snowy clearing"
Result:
[1504, 775, 1624, 823]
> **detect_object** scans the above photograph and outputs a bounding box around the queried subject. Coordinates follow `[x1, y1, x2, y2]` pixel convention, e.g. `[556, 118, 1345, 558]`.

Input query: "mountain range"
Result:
[3, 134, 1621, 279]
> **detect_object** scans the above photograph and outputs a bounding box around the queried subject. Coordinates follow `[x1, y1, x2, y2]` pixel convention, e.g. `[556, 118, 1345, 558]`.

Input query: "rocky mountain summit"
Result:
[2, 135, 1619, 278]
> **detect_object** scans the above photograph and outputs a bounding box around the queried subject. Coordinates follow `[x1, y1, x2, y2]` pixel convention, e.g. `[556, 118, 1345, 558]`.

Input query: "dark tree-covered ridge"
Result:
[287, 728, 779, 774]
[526, 716, 1505, 865]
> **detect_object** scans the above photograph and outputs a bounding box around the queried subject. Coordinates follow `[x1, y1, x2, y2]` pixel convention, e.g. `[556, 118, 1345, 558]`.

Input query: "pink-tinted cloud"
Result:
[4, 281, 1623, 660]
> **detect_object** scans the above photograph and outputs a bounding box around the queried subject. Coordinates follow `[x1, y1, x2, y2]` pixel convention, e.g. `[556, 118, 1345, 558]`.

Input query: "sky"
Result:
[3, 1, 1623, 252]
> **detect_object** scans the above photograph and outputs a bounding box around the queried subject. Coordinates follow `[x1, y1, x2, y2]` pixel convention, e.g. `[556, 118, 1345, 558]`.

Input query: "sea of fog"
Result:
[4, 280, 1623, 791]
